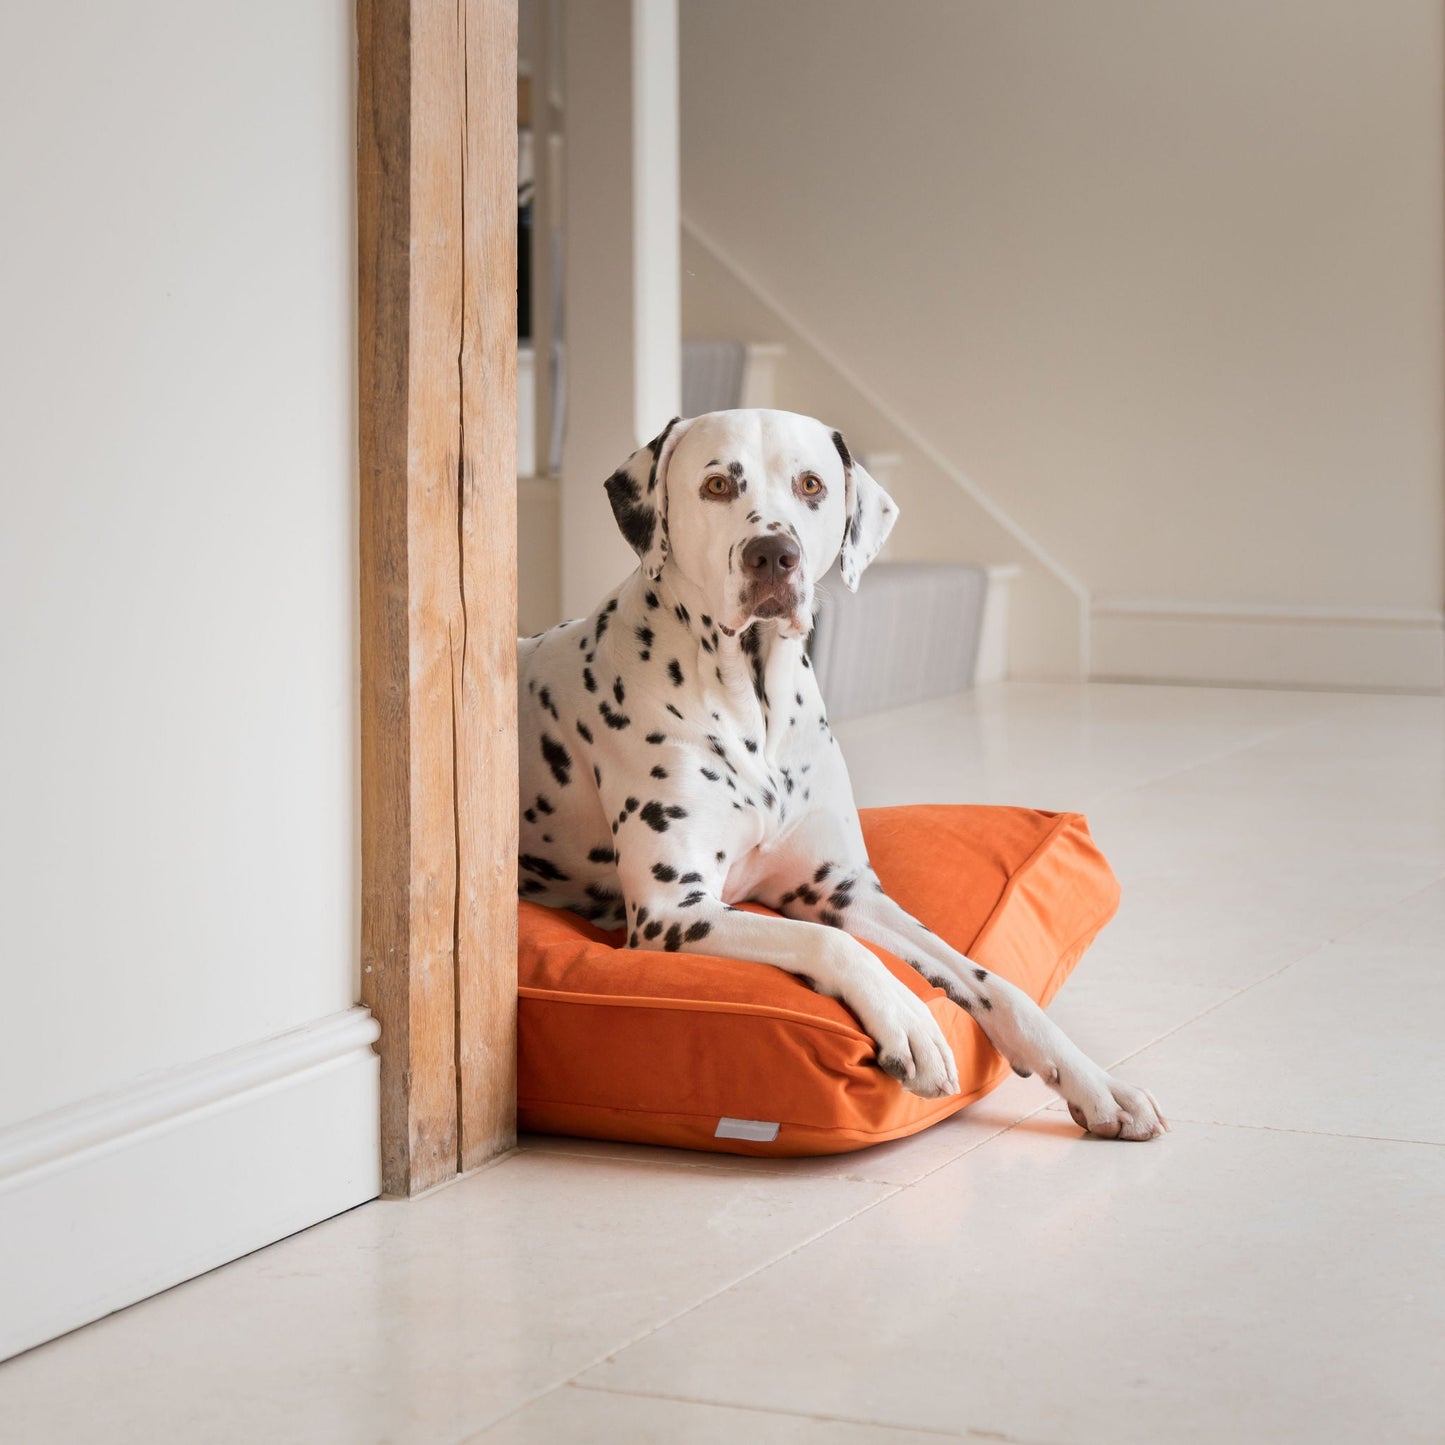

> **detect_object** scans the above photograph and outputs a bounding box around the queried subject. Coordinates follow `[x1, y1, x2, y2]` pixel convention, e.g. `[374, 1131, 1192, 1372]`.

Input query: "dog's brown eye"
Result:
[703, 475, 731, 498]
[797, 474, 824, 496]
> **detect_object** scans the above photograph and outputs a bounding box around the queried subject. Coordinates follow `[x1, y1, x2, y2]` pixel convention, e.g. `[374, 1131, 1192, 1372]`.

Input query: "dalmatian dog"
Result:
[517, 409, 1166, 1140]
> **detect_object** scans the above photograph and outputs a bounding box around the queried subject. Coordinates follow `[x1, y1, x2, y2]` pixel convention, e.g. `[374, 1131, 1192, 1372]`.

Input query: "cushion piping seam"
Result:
[518, 1060, 1010, 1140]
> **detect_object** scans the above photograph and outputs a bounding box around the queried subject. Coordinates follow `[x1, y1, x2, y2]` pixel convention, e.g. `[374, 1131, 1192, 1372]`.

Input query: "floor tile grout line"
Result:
[1097, 863, 1445, 1079]
[471, 1117, 1037, 1438]
[1099, 937, 1348, 1074]
[1144, 1116, 1445, 1148]
[513, 1141, 909, 1186]
[461, 1183, 903, 1437]
[1323, 870, 1445, 950]
[562, 1379, 1069, 1445]
[564, 1382, 973, 1440]
[1088, 705, 1358, 806]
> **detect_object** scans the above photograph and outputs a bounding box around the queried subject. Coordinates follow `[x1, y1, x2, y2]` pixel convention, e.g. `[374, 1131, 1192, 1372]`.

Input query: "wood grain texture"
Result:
[456, 0, 519, 1171]
[358, 0, 517, 1197]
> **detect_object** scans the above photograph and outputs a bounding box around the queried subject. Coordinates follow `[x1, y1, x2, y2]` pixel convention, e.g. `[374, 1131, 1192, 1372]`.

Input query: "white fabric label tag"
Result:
[714, 1117, 780, 1142]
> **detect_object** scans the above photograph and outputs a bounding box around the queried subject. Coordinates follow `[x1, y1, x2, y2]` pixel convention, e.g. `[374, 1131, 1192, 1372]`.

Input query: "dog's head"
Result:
[603, 409, 897, 638]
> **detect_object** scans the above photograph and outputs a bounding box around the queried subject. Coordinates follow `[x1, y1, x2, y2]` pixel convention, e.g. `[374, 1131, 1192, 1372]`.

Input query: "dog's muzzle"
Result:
[740, 534, 803, 619]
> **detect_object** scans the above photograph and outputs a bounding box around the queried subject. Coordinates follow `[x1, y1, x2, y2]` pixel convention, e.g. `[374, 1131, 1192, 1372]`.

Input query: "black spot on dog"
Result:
[715, 850, 726, 864]
[540, 735, 572, 787]
[814, 863, 833, 884]
[640, 801, 688, 832]
[700, 767, 720, 782]
[820, 909, 844, 928]
[684, 920, 712, 943]
[613, 676, 626, 706]
[635, 624, 654, 650]
[520, 854, 569, 881]
[534, 795, 554, 815]
[975, 968, 988, 981]
[667, 658, 684, 686]
[588, 846, 616, 864]
[663, 924, 683, 952]
[645, 731, 666, 745]
[800, 652, 812, 670]
[644, 589, 660, 609]
[520, 878, 547, 895]
[674, 602, 691, 625]
[679, 871, 703, 884]
[666, 704, 684, 720]
[650, 765, 668, 779]
[575, 719, 594, 744]
[876, 1053, 909, 1083]
[743, 737, 758, 753]
[679, 890, 705, 907]
[652, 863, 678, 883]
[644, 919, 663, 940]
[636, 905, 649, 926]
[625, 797, 639, 813]
[582, 667, 597, 693]
[537, 686, 559, 721]
[523, 808, 536, 824]
[583, 882, 623, 916]
[599, 700, 631, 730]
[629, 931, 639, 948]
[593, 764, 603, 785]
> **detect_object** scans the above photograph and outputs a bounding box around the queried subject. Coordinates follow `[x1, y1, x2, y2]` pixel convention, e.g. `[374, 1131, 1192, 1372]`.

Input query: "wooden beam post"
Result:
[358, 0, 518, 1197]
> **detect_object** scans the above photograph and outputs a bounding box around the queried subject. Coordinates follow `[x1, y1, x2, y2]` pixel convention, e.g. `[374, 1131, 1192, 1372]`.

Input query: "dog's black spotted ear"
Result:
[604, 416, 691, 582]
[832, 429, 898, 592]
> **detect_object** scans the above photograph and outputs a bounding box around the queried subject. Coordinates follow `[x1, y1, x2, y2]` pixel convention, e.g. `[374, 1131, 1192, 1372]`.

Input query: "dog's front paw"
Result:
[1065, 1072, 1168, 1141]
[871, 990, 959, 1100]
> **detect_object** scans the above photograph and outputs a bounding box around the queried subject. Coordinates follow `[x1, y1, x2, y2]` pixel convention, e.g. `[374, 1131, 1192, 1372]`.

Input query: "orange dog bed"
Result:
[517, 804, 1119, 1156]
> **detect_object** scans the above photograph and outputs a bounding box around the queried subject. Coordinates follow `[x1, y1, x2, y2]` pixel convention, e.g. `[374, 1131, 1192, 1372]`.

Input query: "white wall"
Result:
[560, 0, 681, 620]
[679, 0, 1445, 687]
[680, 227, 1084, 678]
[0, 0, 376, 1357]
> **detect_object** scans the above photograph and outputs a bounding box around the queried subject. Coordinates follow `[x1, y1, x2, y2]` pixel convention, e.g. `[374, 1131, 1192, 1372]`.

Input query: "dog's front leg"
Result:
[790, 882, 1166, 1140]
[627, 892, 959, 1099]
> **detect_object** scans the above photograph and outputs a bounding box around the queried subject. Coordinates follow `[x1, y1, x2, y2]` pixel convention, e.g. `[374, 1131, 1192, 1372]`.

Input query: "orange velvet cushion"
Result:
[517, 805, 1120, 1156]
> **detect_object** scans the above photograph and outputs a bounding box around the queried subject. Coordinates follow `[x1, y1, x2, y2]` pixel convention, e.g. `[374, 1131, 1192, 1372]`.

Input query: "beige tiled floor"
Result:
[4, 683, 1442, 1444]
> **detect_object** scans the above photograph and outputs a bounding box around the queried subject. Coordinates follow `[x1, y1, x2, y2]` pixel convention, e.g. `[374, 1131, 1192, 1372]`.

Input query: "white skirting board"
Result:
[0, 1007, 381, 1361]
[1091, 600, 1445, 693]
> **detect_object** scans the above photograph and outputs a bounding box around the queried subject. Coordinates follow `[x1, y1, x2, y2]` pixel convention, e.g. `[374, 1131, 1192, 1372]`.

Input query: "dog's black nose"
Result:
[741, 534, 801, 583]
